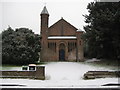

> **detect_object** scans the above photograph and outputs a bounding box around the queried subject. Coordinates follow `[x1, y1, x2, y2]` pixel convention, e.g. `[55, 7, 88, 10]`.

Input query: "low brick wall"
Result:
[84, 71, 120, 79]
[0, 66, 45, 80]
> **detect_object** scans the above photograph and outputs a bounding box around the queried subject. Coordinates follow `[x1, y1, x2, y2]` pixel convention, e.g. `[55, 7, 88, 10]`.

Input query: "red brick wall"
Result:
[0, 66, 45, 80]
[48, 19, 77, 36]
[40, 16, 84, 62]
[45, 39, 77, 61]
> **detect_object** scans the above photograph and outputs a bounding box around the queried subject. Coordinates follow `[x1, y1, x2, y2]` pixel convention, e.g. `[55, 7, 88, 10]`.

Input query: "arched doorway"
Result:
[59, 43, 65, 61]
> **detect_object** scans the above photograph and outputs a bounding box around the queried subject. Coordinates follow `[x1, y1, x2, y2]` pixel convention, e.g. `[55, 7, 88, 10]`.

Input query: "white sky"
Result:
[0, 0, 95, 34]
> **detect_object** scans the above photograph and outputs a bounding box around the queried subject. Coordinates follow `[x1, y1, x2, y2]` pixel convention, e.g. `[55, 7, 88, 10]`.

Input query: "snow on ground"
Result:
[85, 58, 101, 62]
[1, 62, 119, 88]
[45, 62, 108, 80]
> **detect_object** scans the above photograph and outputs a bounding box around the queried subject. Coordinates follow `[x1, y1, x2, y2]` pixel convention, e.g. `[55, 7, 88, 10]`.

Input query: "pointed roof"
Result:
[41, 6, 49, 15]
[49, 18, 77, 30]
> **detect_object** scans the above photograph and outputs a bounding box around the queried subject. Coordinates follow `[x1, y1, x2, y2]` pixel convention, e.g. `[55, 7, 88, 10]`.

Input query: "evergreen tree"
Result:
[2, 27, 41, 65]
[83, 2, 120, 60]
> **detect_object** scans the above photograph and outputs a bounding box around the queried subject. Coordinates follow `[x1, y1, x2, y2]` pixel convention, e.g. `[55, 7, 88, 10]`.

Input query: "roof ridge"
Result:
[48, 18, 77, 30]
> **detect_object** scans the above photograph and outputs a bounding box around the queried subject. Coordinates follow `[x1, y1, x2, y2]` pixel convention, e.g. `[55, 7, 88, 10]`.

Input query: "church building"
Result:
[40, 6, 84, 62]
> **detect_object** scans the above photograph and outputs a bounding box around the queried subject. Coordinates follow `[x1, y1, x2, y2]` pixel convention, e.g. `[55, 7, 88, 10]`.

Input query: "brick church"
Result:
[40, 6, 84, 62]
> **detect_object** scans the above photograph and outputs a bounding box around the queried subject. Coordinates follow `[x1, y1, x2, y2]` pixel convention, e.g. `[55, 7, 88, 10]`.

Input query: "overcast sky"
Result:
[1, 0, 96, 34]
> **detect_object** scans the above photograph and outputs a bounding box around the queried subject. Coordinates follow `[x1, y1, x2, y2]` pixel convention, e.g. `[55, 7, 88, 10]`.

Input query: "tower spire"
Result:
[41, 6, 49, 15]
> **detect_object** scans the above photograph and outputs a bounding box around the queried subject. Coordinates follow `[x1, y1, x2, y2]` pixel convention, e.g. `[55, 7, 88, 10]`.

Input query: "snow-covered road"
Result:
[1, 62, 119, 88]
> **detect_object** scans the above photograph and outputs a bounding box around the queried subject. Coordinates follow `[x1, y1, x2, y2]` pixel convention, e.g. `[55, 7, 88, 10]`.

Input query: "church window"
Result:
[68, 42, 76, 52]
[48, 42, 56, 52]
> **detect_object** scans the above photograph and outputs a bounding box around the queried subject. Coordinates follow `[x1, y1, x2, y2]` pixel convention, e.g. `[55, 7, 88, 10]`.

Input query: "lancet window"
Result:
[48, 42, 56, 52]
[68, 42, 76, 52]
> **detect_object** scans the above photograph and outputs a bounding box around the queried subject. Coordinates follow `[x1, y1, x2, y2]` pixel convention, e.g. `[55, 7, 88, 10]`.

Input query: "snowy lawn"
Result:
[1, 62, 119, 88]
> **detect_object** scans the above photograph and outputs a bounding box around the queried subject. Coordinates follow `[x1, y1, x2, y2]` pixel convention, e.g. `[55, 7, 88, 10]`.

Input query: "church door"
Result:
[59, 49, 65, 61]
[59, 43, 65, 61]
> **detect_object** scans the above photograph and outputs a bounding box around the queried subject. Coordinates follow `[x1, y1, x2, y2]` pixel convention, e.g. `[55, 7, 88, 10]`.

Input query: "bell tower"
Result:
[40, 6, 49, 48]
[40, 6, 49, 61]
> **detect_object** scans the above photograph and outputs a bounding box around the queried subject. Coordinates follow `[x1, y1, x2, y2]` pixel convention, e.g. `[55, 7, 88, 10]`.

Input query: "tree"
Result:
[2, 27, 41, 65]
[83, 2, 120, 60]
